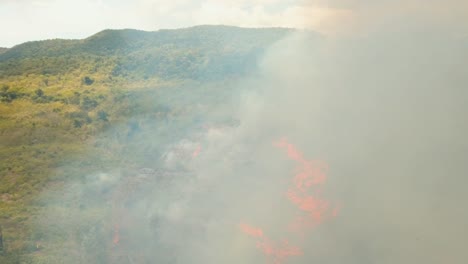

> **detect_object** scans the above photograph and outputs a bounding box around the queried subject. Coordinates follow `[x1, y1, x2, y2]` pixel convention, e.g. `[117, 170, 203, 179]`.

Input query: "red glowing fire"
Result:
[240, 138, 338, 263]
[275, 138, 336, 231]
[240, 223, 302, 264]
[192, 145, 202, 158]
[113, 223, 120, 246]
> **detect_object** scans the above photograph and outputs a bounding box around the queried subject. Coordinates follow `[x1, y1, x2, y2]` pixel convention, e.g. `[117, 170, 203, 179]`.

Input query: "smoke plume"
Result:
[34, 6, 468, 263]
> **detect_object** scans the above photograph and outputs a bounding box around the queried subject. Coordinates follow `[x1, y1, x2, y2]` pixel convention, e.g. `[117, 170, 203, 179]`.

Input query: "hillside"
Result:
[0, 25, 299, 263]
[0, 25, 294, 79]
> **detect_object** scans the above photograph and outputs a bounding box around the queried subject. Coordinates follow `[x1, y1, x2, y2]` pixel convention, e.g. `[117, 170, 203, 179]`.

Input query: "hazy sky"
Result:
[0, 0, 343, 47]
[1, 0, 468, 47]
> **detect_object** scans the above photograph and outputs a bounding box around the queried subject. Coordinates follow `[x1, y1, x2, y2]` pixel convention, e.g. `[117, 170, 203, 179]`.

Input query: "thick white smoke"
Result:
[34, 3, 468, 262]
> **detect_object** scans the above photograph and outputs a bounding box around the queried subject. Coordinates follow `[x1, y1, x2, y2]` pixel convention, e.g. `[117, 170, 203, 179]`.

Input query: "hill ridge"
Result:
[0, 25, 303, 80]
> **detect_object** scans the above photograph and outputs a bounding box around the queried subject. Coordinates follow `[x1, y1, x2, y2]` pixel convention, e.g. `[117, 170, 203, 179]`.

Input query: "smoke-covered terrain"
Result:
[1, 8, 468, 264]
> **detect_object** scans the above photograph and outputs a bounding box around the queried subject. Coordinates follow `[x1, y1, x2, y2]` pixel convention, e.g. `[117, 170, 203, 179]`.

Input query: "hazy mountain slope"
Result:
[0, 25, 300, 263]
[0, 26, 295, 79]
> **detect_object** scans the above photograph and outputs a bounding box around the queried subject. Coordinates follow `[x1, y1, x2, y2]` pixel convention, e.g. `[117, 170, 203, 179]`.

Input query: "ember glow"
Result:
[275, 138, 337, 231]
[192, 145, 202, 158]
[239, 222, 264, 238]
[239, 223, 303, 264]
[113, 223, 120, 246]
[241, 138, 338, 263]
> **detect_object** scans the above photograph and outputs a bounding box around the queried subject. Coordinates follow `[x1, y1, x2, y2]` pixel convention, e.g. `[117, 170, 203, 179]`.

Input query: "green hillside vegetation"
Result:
[0, 25, 295, 263]
[0, 26, 292, 79]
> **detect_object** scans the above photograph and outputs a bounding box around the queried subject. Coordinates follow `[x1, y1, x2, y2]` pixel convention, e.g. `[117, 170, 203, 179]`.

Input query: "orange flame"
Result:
[274, 138, 337, 231]
[240, 222, 264, 238]
[113, 224, 120, 246]
[239, 223, 302, 264]
[240, 138, 339, 263]
[192, 145, 202, 158]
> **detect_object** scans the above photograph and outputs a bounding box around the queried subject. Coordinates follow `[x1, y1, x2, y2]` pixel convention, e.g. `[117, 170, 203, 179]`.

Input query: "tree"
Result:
[73, 119, 82, 128]
[97, 110, 108, 121]
[81, 96, 98, 110]
[35, 88, 44, 97]
[83, 76, 94, 85]
[0, 225, 3, 253]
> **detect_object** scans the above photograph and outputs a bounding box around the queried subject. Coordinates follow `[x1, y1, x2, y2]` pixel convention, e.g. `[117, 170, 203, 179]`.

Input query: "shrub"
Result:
[83, 76, 94, 85]
[97, 110, 108, 121]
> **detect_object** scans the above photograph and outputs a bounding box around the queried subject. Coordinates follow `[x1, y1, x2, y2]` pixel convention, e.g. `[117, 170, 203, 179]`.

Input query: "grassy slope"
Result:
[0, 25, 293, 262]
